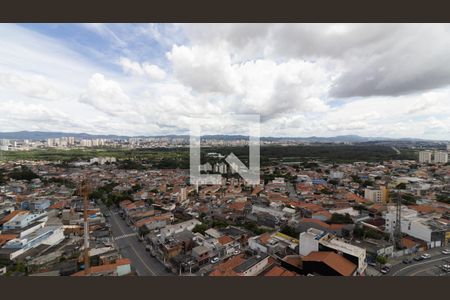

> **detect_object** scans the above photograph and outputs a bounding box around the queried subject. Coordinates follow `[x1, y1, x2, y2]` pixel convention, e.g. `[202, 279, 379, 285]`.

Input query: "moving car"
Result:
[442, 249, 450, 255]
[414, 256, 423, 261]
[420, 253, 431, 259]
[402, 258, 412, 264]
[210, 257, 219, 264]
[380, 266, 390, 274]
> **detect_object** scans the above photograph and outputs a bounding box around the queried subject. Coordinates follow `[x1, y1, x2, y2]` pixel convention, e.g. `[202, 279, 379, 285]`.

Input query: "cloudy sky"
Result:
[0, 23, 449, 139]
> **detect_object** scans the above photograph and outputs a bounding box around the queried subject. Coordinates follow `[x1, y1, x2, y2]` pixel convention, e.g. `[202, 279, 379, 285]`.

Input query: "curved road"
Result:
[390, 253, 450, 276]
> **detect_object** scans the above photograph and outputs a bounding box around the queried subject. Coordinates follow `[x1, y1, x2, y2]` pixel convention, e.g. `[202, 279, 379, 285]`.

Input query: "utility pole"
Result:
[394, 191, 403, 250]
[80, 179, 91, 275]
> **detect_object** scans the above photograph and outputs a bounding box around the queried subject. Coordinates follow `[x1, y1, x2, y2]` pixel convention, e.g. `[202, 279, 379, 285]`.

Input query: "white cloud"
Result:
[142, 63, 166, 80]
[0, 72, 61, 101]
[119, 57, 166, 80]
[79, 73, 138, 119]
[167, 45, 237, 94]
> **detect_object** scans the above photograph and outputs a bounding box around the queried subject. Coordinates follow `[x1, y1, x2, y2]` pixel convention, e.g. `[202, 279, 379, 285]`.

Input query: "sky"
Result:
[0, 23, 449, 139]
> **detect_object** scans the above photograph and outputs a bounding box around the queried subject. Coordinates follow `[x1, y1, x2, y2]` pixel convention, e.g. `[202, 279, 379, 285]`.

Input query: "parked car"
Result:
[233, 250, 241, 256]
[402, 258, 412, 264]
[380, 266, 390, 274]
[210, 257, 219, 264]
[421, 253, 431, 259]
[368, 262, 377, 267]
[414, 256, 423, 261]
[442, 249, 450, 255]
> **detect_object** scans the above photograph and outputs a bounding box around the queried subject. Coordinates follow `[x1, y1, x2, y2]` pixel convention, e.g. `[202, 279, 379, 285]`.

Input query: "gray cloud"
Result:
[183, 24, 450, 98]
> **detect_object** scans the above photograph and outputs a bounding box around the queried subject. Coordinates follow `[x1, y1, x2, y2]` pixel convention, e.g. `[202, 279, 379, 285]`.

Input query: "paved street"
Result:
[105, 206, 173, 276]
[286, 182, 298, 200]
[387, 248, 450, 276]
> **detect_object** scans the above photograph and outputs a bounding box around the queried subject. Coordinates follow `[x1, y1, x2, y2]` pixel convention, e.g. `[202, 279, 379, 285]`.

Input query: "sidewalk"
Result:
[388, 245, 447, 266]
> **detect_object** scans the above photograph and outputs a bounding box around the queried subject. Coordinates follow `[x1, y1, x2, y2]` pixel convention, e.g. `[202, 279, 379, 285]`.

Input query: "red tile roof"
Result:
[72, 258, 131, 276]
[264, 265, 296, 277]
[302, 251, 356, 276]
[49, 200, 66, 210]
[218, 235, 234, 246]
[209, 255, 246, 276]
[0, 210, 27, 225]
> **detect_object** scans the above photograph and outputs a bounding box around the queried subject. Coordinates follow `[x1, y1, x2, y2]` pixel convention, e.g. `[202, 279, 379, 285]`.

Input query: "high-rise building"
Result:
[47, 138, 54, 147]
[364, 186, 389, 203]
[434, 151, 448, 164]
[418, 151, 432, 163]
[80, 139, 93, 147]
[447, 144, 450, 152]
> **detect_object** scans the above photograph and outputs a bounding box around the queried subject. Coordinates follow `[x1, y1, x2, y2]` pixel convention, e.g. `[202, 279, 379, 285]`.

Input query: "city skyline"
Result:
[1, 24, 450, 139]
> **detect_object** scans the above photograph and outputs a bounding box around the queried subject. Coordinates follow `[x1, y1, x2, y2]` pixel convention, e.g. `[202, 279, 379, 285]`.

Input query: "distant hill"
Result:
[0, 131, 129, 140]
[0, 131, 443, 143]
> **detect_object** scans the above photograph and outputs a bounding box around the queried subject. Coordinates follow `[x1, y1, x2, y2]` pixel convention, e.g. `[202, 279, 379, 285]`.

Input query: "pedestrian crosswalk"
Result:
[114, 233, 137, 241]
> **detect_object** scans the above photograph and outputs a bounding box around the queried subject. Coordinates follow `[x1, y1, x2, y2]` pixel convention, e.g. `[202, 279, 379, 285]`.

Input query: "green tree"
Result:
[192, 223, 209, 235]
[330, 213, 353, 224]
[280, 225, 297, 239]
[396, 182, 407, 189]
[376, 255, 388, 265]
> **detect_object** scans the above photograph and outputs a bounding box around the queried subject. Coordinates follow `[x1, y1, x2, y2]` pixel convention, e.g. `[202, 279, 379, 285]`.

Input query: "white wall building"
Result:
[3, 212, 47, 230]
[418, 151, 432, 163]
[2, 226, 65, 260]
[299, 228, 367, 275]
[159, 219, 201, 243]
[434, 151, 448, 164]
[384, 205, 446, 247]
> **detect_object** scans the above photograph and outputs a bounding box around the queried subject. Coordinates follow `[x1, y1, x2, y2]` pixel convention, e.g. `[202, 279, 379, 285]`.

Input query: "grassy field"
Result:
[0, 144, 417, 166]
[0, 148, 188, 162]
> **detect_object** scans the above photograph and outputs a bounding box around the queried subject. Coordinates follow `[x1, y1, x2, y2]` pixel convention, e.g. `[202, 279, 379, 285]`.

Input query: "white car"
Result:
[233, 250, 241, 256]
[210, 257, 219, 264]
[421, 253, 431, 259]
[442, 249, 450, 255]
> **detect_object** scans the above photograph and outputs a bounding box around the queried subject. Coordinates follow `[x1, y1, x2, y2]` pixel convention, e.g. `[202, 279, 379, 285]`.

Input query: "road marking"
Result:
[392, 256, 446, 276]
[410, 268, 433, 276]
[110, 213, 156, 276]
[114, 233, 137, 240]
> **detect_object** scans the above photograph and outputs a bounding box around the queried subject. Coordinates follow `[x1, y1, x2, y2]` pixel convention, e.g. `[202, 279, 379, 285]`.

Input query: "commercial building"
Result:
[384, 205, 447, 248]
[299, 228, 367, 275]
[2, 212, 47, 230]
[1, 226, 65, 260]
[302, 251, 357, 276]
